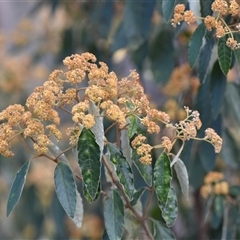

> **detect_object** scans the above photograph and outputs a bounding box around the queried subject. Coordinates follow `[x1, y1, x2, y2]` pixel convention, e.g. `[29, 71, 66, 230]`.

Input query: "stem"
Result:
[104, 122, 118, 135]
[221, 201, 229, 240]
[142, 186, 155, 220]
[102, 155, 153, 240]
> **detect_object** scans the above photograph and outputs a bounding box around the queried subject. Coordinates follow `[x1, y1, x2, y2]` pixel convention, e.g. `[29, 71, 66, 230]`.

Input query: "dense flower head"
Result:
[131, 134, 153, 165]
[200, 171, 229, 198]
[204, 128, 222, 153]
[175, 107, 202, 140]
[172, 1, 240, 49]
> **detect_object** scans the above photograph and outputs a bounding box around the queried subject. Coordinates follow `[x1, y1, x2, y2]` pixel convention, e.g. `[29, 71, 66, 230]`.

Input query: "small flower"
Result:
[183, 10, 196, 25]
[204, 128, 222, 153]
[161, 136, 173, 153]
[204, 15, 216, 31]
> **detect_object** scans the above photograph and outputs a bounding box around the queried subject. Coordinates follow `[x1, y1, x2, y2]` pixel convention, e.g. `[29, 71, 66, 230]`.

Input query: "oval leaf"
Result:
[211, 195, 224, 229]
[218, 35, 232, 75]
[162, 187, 178, 227]
[174, 158, 189, 200]
[198, 35, 215, 83]
[104, 189, 124, 240]
[54, 162, 76, 218]
[71, 190, 83, 228]
[153, 220, 176, 240]
[162, 0, 178, 22]
[130, 187, 146, 206]
[7, 160, 30, 216]
[154, 152, 172, 208]
[108, 143, 134, 199]
[210, 60, 227, 119]
[89, 101, 104, 157]
[132, 149, 152, 186]
[188, 23, 206, 68]
[77, 127, 101, 202]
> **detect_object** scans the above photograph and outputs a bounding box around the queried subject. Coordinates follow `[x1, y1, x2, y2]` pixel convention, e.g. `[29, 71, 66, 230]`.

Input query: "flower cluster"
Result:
[175, 106, 202, 140]
[131, 134, 153, 165]
[0, 53, 223, 167]
[200, 171, 229, 198]
[172, 0, 240, 50]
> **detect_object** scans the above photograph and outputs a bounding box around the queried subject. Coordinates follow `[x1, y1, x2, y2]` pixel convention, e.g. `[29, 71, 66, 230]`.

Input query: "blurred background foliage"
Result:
[0, 1, 240, 239]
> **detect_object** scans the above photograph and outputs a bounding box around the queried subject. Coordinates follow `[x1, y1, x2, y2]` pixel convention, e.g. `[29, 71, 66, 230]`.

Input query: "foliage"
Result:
[1, 0, 240, 239]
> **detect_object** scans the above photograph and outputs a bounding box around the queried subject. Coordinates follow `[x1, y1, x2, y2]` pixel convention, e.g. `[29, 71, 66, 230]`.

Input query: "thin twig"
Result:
[102, 155, 154, 240]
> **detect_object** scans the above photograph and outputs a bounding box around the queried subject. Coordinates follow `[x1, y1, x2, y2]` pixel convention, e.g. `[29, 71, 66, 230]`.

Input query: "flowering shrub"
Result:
[1, 52, 223, 239]
[1, 0, 240, 239]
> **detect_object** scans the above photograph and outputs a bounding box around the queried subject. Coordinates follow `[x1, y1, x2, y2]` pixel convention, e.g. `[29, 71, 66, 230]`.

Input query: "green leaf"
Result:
[54, 162, 76, 218]
[104, 189, 124, 240]
[225, 83, 240, 124]
[120, 127, 132, 163]
[72, 190, 83, 228]
[153, 220, 176, 240]
[198, 36, 215, 83]
[154, 152, 172, 208]
[200, 0, 213, 17]
[211, 195, 224, 229]
[218, 36, 232, 75]
[162, 187, 178, 227]
[188, 23, 206, 68]
[130, 187, 146, 206]
[132, 149, 152, 186]
[229, 185, 240, 198]
[173, 158, 189, 200]
[77, 127, 101, 202]
[149, 27, 174, 85]
[89, 101, 104, 156]
[128, 115, 145, 139]
[162, 0, 177, 22]
[108, 143, 134, 199]
[210, 60, 227, 119]
[123, 0, 155, 50]
[233, 33, 240, 65]
[7, 160, 30, 216]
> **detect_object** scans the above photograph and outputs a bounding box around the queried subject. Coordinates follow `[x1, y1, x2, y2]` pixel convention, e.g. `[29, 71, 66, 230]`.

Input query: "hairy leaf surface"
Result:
[7, 160, 30, 216]
[54, 162, 76, 218]
[77, 128, 101, 202]
[188, 23, 206, 68]
[104, 189, 124, 240]
[108, 143, 134, 199]
[154, 152, 172, 208]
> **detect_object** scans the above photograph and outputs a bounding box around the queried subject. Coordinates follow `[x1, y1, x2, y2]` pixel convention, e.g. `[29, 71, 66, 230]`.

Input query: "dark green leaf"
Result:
[162, 187, 178, 227]
[173, 159, 189, 200]
[195, 74, 212, 135]
[149, 27, 174, 85]
[77, 128, 101, 202]
[128, 116, 145, 139]
[132, 149, 152, 186]
[162, 0, 177, 22]
[218, 36, 232, 75]
[54, 162, 76, 218]
[229, 186, 240, 198]
[89, 101, 104, 156]
[130, 187, 146, 206]
[210, 60, 227, 119]
[154, 152, 172, 208]
[233, 33, 240, 65]
[198, 36, 215, 83]
[225, 83, 240, 124]
[153, 220, 176, 239]
[211, 195, 224, 229]
[123, 0, 155, 50]
[104, 189, 124, 240]
[108, 143, 134, 199]
[7, 160, 30, 216]
[200, 0, 213, 17]
[102, 229, 110, 240]
[188, 23, 206, 68]
[199, 136, 216, 172]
